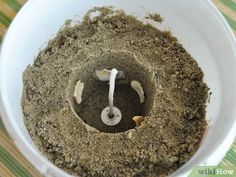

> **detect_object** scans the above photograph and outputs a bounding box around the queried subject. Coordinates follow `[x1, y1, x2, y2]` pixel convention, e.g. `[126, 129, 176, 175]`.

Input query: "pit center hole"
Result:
[77, 83, 142, 133]
[68, 51, 155, 133]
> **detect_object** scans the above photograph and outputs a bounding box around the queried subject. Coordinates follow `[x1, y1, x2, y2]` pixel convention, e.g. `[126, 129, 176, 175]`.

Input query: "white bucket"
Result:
[0, 0, 236, 176]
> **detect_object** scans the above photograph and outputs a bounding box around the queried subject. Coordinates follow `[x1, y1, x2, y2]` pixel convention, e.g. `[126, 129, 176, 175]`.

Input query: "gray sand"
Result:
[22, 7, 208, 177]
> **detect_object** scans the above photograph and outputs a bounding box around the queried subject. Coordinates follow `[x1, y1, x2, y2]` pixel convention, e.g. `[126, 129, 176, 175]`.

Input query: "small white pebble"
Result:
[127, 132, 133, 139]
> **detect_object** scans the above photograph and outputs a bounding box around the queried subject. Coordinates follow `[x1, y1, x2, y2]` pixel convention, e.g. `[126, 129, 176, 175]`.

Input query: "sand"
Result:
[22, 7, 209, 177]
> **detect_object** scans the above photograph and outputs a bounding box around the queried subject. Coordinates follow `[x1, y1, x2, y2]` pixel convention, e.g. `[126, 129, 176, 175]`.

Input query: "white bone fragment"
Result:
[73, 80, 84, 104]
[131, 80, 145, 103]
[95, 69, 125, 81]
